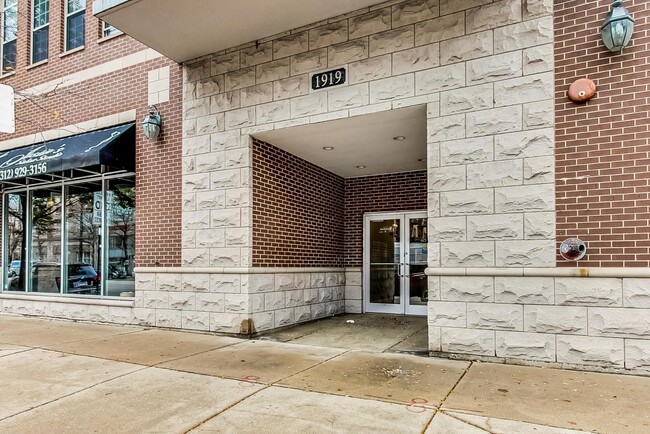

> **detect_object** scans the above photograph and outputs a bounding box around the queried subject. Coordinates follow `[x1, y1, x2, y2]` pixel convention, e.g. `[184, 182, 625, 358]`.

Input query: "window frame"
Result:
[101, 20, 120, 39]
[64, 0, 86, 52]
[31, 0, 50, 64]
[1, 0, 18, 74]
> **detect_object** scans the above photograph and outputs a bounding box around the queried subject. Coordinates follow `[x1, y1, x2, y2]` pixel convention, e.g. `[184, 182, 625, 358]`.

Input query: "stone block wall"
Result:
[428, 274, 650, 373]
[133, 269, 344, 334]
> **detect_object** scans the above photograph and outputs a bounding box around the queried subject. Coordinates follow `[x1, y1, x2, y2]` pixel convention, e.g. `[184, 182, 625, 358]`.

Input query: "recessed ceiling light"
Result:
[418, 158, 425, 162]
[356, 165, 366, 169]
[323, 146, 334, 151]
[393, 136, 406, 141]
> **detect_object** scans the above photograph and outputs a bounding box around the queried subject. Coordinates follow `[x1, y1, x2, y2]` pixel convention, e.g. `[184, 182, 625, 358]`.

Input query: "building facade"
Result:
[2, 0, 650, 375]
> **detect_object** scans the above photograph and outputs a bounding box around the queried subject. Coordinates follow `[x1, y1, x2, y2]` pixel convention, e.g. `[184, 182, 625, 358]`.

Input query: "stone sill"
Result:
[425, 267, 650, 278]
[134, 267, 347, 274]
[0, 293, 134, 307]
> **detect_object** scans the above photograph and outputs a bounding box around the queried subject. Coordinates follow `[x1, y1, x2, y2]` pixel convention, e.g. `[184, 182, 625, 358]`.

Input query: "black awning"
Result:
[0, 123, 135, 182]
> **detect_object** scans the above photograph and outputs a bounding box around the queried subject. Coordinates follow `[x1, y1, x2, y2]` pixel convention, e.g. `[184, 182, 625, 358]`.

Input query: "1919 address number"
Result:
[311, 67, 346, 91]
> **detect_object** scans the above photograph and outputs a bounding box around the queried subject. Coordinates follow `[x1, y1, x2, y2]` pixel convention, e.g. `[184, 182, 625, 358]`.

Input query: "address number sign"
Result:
[311, 67, 346, 91]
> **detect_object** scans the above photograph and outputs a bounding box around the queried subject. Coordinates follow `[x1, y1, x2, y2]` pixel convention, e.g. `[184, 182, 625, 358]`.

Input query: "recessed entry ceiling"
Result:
[255, 105, 427, 178]
[96, 0, 389, 63]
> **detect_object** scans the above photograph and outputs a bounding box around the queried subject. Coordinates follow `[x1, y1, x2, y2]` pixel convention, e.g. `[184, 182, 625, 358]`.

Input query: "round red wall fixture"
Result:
[567, 78, 596, 103]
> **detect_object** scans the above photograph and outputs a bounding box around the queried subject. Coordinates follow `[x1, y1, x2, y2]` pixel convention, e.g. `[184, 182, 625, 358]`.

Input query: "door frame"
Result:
[363, 211, 428, 316]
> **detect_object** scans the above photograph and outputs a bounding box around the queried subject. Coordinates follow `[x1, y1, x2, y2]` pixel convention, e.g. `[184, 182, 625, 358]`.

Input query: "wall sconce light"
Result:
[142, 105, 162, 140]
[601, 0, 634, 52]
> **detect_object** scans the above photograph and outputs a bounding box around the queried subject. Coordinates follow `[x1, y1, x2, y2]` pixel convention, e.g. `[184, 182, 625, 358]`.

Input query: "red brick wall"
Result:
[1, 0, 147, 90]
[555, 0, 650, 267]
[252, 140, 345, 267]
[0, 3, 183, 268]
[344, 171, 428, 268]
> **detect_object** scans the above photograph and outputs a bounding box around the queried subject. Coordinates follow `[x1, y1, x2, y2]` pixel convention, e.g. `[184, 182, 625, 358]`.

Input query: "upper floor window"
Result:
[101, 20, 118, 38]
[65, 0, 85, 51]
[32, 0, 49, 63]
[1, 0, 18, 73]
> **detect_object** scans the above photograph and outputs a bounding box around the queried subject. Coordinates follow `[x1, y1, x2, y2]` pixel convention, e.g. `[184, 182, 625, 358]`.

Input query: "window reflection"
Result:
[105, 179, 135, 297]
[5, 192, 27, 291]
[30, 187, 62, 293]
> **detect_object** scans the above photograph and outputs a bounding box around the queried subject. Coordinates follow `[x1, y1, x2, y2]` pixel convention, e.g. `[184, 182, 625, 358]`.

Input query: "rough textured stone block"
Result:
[369, 74, 415, 103]
[348, 54, 392, 84]
[196, 76, 225, 99]
[555, 278, 622, 307]
[240, 83, 273, 107]
[467, 106, 522, 137]
[441, 189, 493, 215]
[623, 279, 650, 308]
[428, 166, 466, 191]
[468, 214, 523, 240]
[494, 72, 553, 106]
[440, 83, 492, 115]
[523, 100, 553, 129]
[309, 21, 348, 49]
[428, 114, 465, 142]
[256, 58, 290, 83]
[440, 137, 493, 165]
[393, 0, 439, 27]
[196, 114, 225, 135]
[328, 39, 369, 66]
[256, 100, 291, 124]
[291, 49, 327, 75]
[211, 312, 243, 333]
[495, 184, 555, 213]
[523, 156, 554, 184]
[467, 303, 523, 330]
[291, 92, 327, 117]
[589, 308, 650, 338]
[273, 76, 309, 100]
[328, 84, 370, 111]
[428, 301, 467, 327]
[523, 0, 553, 20]
[241, 41, 273, 67]
[157, 274, 182, 292]
[467, 159, 522, 188]
[524, 212, 555, 239]
[370, 26, 415, 57]
[625, 339, 650, 371]
[440, 30, 493, 64]
[225, 67, 256, 92]
[182, 274, 210, 292]
[495, 128, 554, 159]
[496, 240, 555, 267]
[169, 292, 196, 310]
[182, 311, 210, 331]
[557, 335, 624, 367]
[156, 309, 182, 329]
[496, 331, 555, 361]
[210, 274, 241, 293]
[415, 12, 465, 46]
[349, 8, 391, 39]
[495, 276, 554, 304]
[523, 44, 553, 75]
[466, 51, 522, 85]
[393, 45, 439, 77]
[416, 63, 465, 94]
[466, 0, 522, 33]
[440, 0, 491, 16]
[273, 32, 309, 59]
[494, 16, 553, 53]
[441, 241, 495, 267]
[196, 293, 225, 312]
[225, 107, 255, 130]
[441, 327, 495, 356]
[244, 274, 275, 293]
[211, 52, 240, 76]
[429, 216, 467, 241]
[441, 276, 494, 302]
[524, 306, 587, 334]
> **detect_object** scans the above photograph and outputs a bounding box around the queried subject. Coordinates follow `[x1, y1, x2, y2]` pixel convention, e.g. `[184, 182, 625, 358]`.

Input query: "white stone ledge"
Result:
[0, 293, 134, 307]
[134, 267, 346, 274]
[425, 267, 650, 278]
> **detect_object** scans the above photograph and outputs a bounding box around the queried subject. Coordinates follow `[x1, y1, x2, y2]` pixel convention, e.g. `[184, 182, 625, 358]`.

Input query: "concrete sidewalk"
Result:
[0, 315, 648, 433]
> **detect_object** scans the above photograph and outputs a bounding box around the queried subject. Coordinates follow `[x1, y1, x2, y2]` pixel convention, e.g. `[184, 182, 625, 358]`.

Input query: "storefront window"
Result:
[2, 175, 135, 297]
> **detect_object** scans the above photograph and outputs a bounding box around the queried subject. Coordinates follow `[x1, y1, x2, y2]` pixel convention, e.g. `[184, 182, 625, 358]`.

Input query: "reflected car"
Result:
[66, 264, 100, 295]
[9, 260, 21, 276]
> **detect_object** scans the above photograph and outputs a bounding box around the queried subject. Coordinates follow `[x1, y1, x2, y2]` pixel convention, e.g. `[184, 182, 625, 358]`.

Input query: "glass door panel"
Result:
[365, 212, 428, 315]
[406, 215, 428, 315]
[4, 192, 28, 291]
[30, 187, 62, 293]
[65, 181, 102, 295]
[366, 218, 402, 313]
[105, 178, 135, 297]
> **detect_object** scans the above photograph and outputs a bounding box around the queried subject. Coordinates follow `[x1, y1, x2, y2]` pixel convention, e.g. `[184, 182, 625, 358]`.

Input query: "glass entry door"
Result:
[364, 212, 428, 315]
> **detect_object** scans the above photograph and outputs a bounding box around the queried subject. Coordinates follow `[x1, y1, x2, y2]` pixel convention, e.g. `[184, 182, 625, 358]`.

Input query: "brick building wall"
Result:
[344, 171, 428, 267]
[252, 139, 345, 267]
[0, 1, 183, 267]
[555, 0, 650, 267]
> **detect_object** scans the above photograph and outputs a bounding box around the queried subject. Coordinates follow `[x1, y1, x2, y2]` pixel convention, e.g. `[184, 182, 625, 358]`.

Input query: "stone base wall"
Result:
[345, 268, 363, 313]
[133, 268, 345, 335]
[428, 273, 650, 374]
[0, 295, 135, 324]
